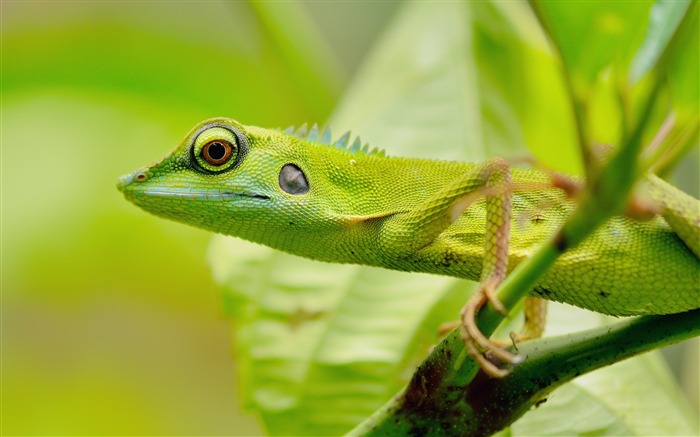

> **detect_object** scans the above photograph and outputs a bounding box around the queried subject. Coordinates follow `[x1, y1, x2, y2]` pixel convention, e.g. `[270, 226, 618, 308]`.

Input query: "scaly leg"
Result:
[511, 297, 547, 343]
[382, 158, 532, 376]
[457, 158, 523, 377]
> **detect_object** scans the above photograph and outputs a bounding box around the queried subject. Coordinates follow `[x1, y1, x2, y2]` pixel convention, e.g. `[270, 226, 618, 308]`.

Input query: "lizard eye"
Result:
[202, 140, 233, 166]
[191, 125, 247, 174]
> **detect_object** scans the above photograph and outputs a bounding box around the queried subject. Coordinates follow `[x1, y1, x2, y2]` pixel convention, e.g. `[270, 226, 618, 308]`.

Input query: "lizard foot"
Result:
[459, 289, 524, 378]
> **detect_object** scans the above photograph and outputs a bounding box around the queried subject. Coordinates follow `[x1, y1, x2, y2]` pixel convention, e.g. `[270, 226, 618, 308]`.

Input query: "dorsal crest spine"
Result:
[280, 123, 386, 157]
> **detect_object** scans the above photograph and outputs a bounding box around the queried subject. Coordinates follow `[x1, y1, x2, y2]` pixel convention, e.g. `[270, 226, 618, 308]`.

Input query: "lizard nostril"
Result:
[117, 171, 149, 193]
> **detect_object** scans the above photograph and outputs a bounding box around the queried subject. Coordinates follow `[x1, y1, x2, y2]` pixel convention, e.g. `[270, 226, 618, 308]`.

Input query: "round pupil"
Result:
[197, 134, 238, 170]
[208, 142, 227, 160]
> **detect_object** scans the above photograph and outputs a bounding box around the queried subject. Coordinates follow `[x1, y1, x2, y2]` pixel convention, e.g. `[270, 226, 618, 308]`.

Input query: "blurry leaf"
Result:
[470, 1, 580, 173]
[635, 1, 699, 175]
[533, 1, 653, 91]
[331, 3, 493, 162]
[532, 0, 699, 157]
[1, 2, 331, 126]
[665, 2, 700, 121]
[2, 94, 218, 305]
[630, 0, 691, 83]
[586, 71, 625, 147]
[250, 0, 345, 118]
[211, 237, 459, 435]
[332, 1, 580, 172]
[623, 0, 698, 173]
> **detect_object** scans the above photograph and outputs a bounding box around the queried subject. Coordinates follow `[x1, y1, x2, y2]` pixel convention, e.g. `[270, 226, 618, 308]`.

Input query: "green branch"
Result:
[349, 310, 700, 436]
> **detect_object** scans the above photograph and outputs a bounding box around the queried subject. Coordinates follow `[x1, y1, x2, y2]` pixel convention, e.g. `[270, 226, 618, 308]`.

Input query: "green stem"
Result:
[464, 310, 700, 436]
[348, 310, 700, 437]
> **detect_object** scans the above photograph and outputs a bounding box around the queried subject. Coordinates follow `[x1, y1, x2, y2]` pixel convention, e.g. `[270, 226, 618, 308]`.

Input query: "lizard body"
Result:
[118, 118, 699, 318]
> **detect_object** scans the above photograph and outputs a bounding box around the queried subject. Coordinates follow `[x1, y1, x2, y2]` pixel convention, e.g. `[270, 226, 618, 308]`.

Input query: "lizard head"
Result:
[117, 117, 316, 242]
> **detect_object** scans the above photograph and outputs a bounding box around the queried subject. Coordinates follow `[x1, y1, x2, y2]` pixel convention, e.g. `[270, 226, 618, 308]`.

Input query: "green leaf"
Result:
[630, 0, 691, 83]
[533, 0, 653, 90]
[249, 1, 345, 118]
[211, 237, 462, 435]
[665, 2, 700, 120]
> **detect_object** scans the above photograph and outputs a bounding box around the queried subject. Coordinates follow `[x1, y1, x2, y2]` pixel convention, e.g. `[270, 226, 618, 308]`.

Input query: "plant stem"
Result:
[348, 309, 700, 437]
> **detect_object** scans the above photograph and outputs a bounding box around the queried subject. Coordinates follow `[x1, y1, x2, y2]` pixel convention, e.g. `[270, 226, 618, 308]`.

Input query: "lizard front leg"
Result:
[381, 158, 525, 377]
[456, 158, 524, 377]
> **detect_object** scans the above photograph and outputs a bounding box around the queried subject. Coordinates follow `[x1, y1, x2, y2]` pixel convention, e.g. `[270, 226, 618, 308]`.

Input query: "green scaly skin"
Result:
[118, 118, 699, 317]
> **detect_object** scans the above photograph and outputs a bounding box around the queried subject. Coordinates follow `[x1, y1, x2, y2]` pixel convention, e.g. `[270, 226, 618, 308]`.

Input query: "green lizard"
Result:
[118, 117, 700, 376]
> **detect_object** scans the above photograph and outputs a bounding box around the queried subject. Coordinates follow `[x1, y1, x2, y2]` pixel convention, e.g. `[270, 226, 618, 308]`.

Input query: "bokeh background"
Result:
[2, 2, 400, 434]
[2, 2, 697, 436]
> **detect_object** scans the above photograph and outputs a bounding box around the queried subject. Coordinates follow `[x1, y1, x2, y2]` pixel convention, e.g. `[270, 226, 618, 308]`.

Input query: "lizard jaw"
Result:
[117, 171, 271, 202]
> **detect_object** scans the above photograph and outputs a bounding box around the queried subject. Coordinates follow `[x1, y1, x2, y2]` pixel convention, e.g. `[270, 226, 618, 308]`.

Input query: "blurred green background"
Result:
[2, 2, 399, 434]
[3, 1, 698, 435]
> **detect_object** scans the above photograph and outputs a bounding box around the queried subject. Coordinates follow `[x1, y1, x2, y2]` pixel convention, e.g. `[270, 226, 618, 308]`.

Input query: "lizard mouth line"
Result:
[138, 189, 271, 201]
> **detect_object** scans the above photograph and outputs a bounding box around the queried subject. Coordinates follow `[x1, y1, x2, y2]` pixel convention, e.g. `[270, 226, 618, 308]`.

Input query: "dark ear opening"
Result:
[279, 164, 309, 195]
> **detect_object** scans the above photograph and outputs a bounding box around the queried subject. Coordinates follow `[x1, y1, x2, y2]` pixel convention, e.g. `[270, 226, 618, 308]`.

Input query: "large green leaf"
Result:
[533, 1, 653, 90]
[211, 1, 697, 435]
[663, 1, 699, 123]
[629, 0, 691, 83]
[533, 0, 698, 157]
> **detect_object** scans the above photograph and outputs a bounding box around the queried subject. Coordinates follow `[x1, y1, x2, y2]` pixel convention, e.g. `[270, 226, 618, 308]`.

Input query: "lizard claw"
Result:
[459, 290, 523, 378]
[482, 277, 508, 315]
